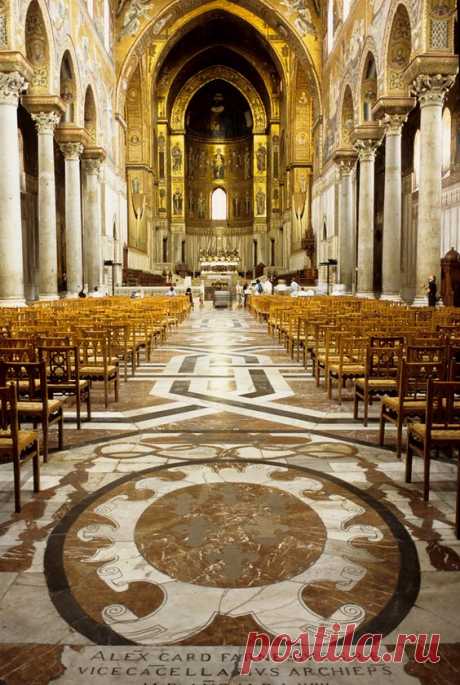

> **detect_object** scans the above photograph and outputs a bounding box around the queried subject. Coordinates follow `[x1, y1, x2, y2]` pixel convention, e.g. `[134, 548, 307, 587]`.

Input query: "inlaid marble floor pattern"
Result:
[0, 307, 459, 685]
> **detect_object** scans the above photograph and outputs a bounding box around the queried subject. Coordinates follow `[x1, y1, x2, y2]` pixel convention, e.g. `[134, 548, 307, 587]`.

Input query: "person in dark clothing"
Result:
[78, 288, 87, 298]
[243, 283, 249, 308]
[427, 275, 437, 307]
[186, 287, 194, 308]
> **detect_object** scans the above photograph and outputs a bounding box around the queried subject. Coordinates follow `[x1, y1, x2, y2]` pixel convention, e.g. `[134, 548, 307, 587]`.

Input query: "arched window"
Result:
[413, 129, 421, 189]
[87, 0, 94, 18]
[211, 188, 227, 221]
[343, 0, 351, 20]
[442, 107, 452, 174]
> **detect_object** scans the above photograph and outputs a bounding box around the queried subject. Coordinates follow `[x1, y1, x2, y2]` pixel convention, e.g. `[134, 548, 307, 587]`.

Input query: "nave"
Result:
[0, 305, 459, 685]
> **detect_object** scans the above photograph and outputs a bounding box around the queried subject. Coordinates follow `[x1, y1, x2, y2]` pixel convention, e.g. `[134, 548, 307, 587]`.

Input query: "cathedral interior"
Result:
[1, 1, 460, 684]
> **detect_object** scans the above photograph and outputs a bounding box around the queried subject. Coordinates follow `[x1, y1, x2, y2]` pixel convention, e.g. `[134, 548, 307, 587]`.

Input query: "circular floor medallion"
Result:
[45, 458, 420, 646]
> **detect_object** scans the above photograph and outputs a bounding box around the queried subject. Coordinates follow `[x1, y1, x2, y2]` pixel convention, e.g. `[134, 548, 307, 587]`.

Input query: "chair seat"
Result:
[0, 429, 38, 452]
[80, 365, 117, 377]
[355, 378, 398, 389]
[329, 364, 365, 375]
[409, 422, 460, 441]
[17, 399, 63, 415]
[382, 396, 426, 411]
[48, 379, 89, 392]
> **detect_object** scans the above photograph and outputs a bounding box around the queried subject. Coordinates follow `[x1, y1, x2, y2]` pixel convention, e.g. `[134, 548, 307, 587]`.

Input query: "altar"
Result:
[199, 248, 240, 305]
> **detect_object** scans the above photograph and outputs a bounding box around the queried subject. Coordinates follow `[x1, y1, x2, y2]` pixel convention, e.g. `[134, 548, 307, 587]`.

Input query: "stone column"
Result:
[60, 142, 84, 297]
[334, 152, 357, 293]
[0, 72, 28, 306]
[354, 140, 379, 298]
[83, 157, 103, 291]
[31, 111, 61, 300]
[411, 74, 455, 304]
[380, 114, 406, 300]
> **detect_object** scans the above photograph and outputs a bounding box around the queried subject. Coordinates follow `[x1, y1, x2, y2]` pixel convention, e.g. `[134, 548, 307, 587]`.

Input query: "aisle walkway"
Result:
[0, 308, 459, 684]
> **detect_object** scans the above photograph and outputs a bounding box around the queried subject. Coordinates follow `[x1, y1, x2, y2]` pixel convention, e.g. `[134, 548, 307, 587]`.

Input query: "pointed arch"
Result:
[25, 0, 51, 94]
[59, 50, 78, 123]
[340, 85, 355, 147]
[84, 85, 98, 143]
[360, 52, 378, 122]
[385, 3, 412, 95]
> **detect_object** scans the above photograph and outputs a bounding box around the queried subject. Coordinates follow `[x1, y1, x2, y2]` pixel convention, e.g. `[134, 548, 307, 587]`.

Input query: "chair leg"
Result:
[379, 409, 385, 446]
[353, 391, 359, 420]
[114, 376, 119, 403]
[363, 390, 369, 427]
[86, 390, 91, 421]
[423, 443, 431, 501]
[405, 439, 413, 483]
[33, 448, 40, 493]
[456, 458, 460, 539]
[42, 422, 49, 463]
[13, 456, 21, 513]
[104, 378, 109, 409]
[58, 412, 64, 450]
[76, 392, 81, 430]
[396, 419, 403, 459]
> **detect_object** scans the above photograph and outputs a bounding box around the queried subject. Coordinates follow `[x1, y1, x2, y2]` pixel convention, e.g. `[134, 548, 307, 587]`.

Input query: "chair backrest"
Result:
[0, 337, 34, 349]
[369, 336, 405, 349]
[38, 346, 78, 384]
[406, 345, 446, 364]
[425, 379, 460, 430]
[0, 384, 18, 449]
[366, 346, 403, 379]
[399, 359, 445, 399]
[0, 347, 36, 362]
[0, 360, 47, 404]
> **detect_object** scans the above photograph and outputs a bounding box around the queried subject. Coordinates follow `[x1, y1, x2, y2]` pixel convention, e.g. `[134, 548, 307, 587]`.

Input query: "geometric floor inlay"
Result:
[46, 459, 420, 646]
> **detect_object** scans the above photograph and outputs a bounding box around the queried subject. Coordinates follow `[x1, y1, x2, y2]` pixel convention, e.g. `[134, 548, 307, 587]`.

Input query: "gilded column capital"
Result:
[338, 158, 356, 177]
[32, 111, 61, 134]
[83, 158, 102, 175]
[0, 71, 28, 106]
[382, 113, 407, 136]
[60, 142, 84, 161]
[411, 73, 456, 107]
[353, 139, 380, 163]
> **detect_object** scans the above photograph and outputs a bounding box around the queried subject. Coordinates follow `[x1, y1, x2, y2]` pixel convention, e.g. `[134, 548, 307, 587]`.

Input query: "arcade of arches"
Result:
[2, 2, 460, 684]
[0, 1, 457, 305]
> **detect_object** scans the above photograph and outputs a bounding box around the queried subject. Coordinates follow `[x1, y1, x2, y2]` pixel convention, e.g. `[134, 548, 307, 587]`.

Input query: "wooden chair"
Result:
[406, 379, 460, 538]
[353, 346, 403, 426]
[38, 345, 91, 429]
[78, 335, 119, 408]
[0, 384, 40, 512]
[327, 335, 367, 404]
[0, 360, 64, 463]
[379, 359, 445, 459]
[107, 323, 136, 381]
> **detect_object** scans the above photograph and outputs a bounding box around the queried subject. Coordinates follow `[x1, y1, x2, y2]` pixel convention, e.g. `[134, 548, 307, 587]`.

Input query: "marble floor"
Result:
[0, 306, 459, 685]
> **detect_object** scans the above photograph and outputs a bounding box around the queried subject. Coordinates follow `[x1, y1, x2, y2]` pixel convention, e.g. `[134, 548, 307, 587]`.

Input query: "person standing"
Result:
[290, 278, 300, 295]
[426, 275, 437, 307]
[243, 283, 249, 308]
[263, 277, 273, 295]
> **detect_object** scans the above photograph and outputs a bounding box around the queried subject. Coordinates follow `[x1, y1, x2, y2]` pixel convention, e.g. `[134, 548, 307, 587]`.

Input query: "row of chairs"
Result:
[250, 295, 460, 539]
[0, 296, 191, 512]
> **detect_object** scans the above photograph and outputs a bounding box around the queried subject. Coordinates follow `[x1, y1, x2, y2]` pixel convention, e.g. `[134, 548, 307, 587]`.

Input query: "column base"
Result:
[64, 292, 79, 299]
[0, 298, 27, 308]
[355, 291, 376, 299]
[39, 294, 60, 302]
[380, 293, 402, 302]
[412, 295, 432, 307]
